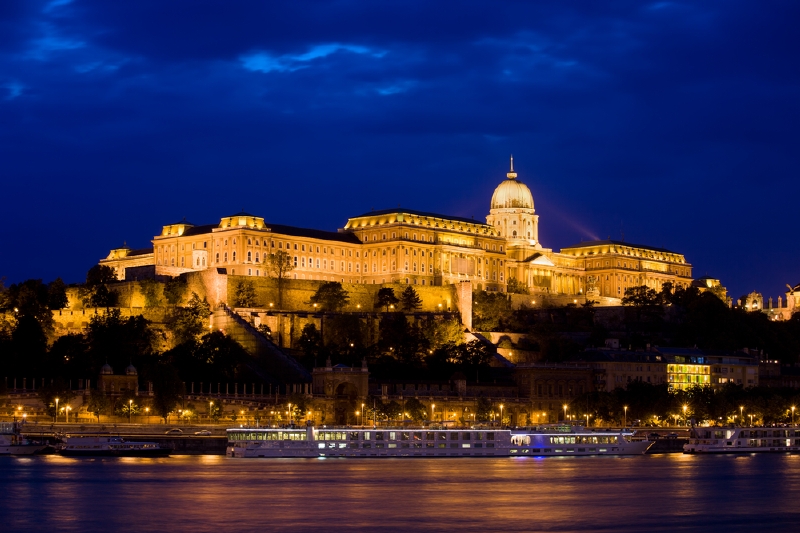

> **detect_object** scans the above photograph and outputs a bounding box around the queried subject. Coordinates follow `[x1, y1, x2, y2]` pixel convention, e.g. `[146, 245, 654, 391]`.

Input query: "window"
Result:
[224, 252, 228, 262]
[302, 244, 306, 252]
[293, 256, 298, 267]
[180, 257, 184, 266]
[255, 252, 259, 262]
[247, 251, 252, 261]
[232, 251, 236, 261]
[215, 253, 219, 263]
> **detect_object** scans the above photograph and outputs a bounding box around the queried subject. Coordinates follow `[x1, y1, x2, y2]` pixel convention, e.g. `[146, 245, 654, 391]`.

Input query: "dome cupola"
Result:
[490, 156, 534, 209]
[100, 363, 113, 375]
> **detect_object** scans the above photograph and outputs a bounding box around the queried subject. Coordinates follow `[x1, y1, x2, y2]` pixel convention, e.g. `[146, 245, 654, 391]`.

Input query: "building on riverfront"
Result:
[100, 158, 693, 304]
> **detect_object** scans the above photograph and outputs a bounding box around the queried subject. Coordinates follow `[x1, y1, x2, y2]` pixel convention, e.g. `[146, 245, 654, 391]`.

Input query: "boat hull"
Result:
[0, 445, 51, 456]
[59, 448, 172, 458]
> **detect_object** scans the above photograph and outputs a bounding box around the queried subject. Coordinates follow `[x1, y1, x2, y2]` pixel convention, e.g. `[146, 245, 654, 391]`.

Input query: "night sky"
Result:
[2, 1, 798, 301]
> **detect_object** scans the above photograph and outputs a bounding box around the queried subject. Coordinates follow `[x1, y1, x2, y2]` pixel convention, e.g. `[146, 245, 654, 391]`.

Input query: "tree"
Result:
[86, 264, 117, 286]
[87, 390, 110, 422]
[476, 397, 493, 422]
[472, 291, 512, 331]
[506, 278, 530, 295]
[399, 286, 422, 312]
[233, 279, 257, 308]
[140, 279, 162, 308]
[151, 364, 185, 423]
[310, 282, 349, 311]
[405, 397, 427, 422]
[47, 278, 68, 310]
[375, 287, 399, 312]
[622, 286, 661, 307]
[38, 378, 75, 419]
[169, 292, 211, 345]
[164, 276, 187, 306]
[264, 251, 294, 308]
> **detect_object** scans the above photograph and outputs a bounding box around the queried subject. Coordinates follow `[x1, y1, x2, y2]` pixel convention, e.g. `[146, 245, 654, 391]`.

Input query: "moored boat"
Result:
[226, 423, 652, 458]
[510, 424, 653, 456]
[58, 435, 172, 457]
[684, 426, 800, 454]
[0, 422, 51, 455]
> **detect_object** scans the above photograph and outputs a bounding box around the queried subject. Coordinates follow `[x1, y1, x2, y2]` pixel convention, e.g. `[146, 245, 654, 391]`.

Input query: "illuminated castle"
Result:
[101, 158, 692, 302]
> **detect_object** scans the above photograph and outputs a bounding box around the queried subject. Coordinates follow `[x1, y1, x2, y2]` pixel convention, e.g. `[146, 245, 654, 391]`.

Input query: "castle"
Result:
[100, 158, 693, 304]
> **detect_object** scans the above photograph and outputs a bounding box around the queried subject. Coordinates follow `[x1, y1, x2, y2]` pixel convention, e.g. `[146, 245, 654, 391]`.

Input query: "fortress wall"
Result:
[226, 275, 458, 313]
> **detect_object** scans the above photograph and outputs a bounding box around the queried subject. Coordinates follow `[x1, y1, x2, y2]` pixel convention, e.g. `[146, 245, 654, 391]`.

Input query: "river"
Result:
[2, 453, 798, 532]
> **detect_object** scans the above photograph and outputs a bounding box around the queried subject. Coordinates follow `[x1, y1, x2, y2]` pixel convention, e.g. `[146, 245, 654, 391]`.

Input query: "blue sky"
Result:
[1, 0, 798, 300]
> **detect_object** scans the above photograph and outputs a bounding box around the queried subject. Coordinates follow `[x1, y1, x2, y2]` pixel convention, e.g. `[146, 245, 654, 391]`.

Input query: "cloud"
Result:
[3, 82, 24, 100]
[241, 43, 384, 73]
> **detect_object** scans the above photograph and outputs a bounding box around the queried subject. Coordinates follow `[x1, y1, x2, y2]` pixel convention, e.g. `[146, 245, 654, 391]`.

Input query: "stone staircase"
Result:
[212, 306, 311, 384]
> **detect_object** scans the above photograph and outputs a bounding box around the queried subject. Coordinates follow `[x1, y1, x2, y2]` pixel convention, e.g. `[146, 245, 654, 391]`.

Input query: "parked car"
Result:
[165, 428, 183, 435]
[194, 430, 212, 436]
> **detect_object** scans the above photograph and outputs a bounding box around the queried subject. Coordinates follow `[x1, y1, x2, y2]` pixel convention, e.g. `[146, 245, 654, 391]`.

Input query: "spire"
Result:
[506, 155, 517, 180]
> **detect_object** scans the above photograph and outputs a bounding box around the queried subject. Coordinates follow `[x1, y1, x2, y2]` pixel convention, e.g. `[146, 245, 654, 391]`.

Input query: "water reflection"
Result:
[2, 454, 799, 532]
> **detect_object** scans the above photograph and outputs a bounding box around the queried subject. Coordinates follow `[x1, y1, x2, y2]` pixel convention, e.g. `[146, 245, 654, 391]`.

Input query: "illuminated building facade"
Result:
[100, 158, 693, 302]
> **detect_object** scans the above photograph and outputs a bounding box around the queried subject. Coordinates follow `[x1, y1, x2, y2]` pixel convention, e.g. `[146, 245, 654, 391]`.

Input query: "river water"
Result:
[2, 453, 798, 532]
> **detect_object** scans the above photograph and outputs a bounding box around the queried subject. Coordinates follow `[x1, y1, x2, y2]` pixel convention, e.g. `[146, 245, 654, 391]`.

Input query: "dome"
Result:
[490, 157, 534, 210]
[125, 364, 138, 376]
[100, 364, 113, 375]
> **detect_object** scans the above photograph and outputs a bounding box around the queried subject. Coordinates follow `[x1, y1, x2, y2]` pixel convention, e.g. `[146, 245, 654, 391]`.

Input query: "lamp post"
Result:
[145, 407, 150, 421]
[563, 404, 568, 422]
[54, 398, 59, 424]
[792, 406, 796, 426]
[66, 406, 72, 424]
[361, 403, 365, 426]
[287, 403, 292, 425]
[740, 406, 744, 426]
[500, 404, 504, 426]
[749, 413, 754, 426]
[128, 399, 133, 423]
[683, 404, 688, 427]
[209, 401, 214, 423]
[585, 413, 590, 427]
[431, 403, 435, 423]
[624, 406, 628, 428]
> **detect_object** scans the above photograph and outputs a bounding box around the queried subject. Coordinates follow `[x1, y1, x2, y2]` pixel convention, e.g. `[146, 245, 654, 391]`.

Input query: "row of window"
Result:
[318, 431, 496, 441]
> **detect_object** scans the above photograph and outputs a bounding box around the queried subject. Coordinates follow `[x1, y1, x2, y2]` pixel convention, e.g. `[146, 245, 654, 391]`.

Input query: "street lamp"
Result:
[128, 399, 133, 423]
[66, 406, 72, 424]
[361, 403, 365, 426]
[749, 413, 754, 426]
[209, 401, 214, 422]
[54, 398, 59, 423]
[740, 406, 744, 425]
[287, 403, 292, 425]
[563, 404, 568, 422]
[585, 413, 590, 427]
[431, 403, 435, 422]
[499, 404, 504, 426]
[792, 406, 796, 426]
[683, 404, 688, 427]
[624, 406, 628, 428]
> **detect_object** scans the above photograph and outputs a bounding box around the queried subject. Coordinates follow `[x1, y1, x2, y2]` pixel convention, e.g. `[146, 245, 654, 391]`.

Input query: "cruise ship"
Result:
[226, 424, 652, 458]
[0, 422, 51, 455]
[684, 427, 800, 454]
[58, 436, 172, 457]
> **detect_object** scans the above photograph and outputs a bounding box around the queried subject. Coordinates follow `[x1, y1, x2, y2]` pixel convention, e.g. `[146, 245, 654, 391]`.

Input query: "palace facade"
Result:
[100, 159, 692, 302]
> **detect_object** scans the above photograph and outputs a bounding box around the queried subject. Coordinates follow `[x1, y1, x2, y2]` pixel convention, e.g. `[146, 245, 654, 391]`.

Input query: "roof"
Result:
[351, 208, 482, 226]
[128, 247, 153, 257]
[561, 239, 677, 254]
[182, 224, 217, 237]
[226, 211, 259, 217]
[266, 223, 362, 244]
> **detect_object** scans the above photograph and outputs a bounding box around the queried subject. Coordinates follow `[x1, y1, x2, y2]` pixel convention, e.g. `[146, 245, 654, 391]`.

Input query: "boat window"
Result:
[349, 432, 360, 441]
[450, 432, 459, 441]
[426, 432, 435, 441]
[486, 432, 495, 441]
[462, 432, 471, 440]
[438, 432, 447, 441]
[401, 432, 410, 441]
[389, 432, 397, 441]
[413, 432, 423, 441]
[375, 432, 384, 441]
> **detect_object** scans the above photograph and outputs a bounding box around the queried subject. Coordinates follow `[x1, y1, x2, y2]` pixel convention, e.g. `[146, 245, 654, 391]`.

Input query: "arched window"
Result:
[247, 251, 252, 261]
[171, 258, 175, 266]
[215, 253, 219, 263]
[255, 252, 259, 262]
[413, 262, 417, 272]
[224, 252, 228, 262]
[512, 231, 517, 237]
[232, 251, 237, 261]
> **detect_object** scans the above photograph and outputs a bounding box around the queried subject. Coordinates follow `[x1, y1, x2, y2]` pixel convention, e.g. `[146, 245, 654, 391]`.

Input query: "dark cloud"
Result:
[1, 0, 799, 300]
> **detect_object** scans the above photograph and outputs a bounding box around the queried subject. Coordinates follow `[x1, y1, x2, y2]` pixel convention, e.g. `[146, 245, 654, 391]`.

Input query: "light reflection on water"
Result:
[2, 454, 800, 532]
